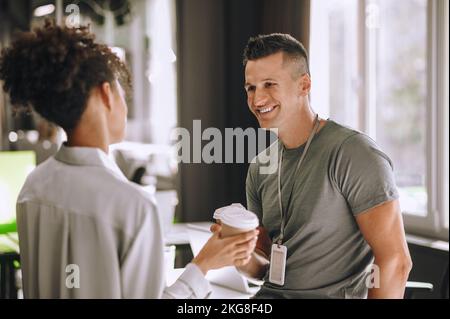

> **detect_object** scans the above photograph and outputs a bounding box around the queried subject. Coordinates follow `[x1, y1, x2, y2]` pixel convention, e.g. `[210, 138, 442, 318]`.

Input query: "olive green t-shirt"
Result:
[246, 120, 399, 299]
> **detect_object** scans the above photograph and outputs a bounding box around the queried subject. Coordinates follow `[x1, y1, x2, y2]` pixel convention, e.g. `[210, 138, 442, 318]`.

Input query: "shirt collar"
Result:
[54, 144, 127, 181]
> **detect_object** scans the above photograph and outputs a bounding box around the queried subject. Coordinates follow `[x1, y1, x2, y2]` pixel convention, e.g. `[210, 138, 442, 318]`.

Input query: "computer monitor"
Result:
[0, 151, 36, 234]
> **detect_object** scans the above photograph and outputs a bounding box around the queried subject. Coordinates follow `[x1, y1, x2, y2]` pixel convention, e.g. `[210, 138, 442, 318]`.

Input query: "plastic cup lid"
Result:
[213, 203, 259, 230]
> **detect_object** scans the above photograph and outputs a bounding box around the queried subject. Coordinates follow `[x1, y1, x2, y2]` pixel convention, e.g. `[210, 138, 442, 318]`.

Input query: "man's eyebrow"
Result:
[244, 78, 277, 87]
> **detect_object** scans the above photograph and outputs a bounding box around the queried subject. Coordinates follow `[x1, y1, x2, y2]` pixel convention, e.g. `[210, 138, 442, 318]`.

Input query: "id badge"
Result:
[269, 244, 287, 286]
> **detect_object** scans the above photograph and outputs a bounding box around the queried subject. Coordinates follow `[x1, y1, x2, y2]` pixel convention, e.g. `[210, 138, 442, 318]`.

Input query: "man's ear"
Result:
[298, 74, 311, 97]
[98, 82, 113, 111]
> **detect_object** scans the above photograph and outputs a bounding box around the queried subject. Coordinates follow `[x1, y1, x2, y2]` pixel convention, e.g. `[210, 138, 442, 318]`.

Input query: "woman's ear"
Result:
[98, 82, 114, 111]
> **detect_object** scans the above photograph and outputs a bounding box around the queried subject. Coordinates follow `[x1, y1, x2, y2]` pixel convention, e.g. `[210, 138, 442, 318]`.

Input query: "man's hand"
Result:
[356, 199, 413, 299]
[192, 226, 258, 275]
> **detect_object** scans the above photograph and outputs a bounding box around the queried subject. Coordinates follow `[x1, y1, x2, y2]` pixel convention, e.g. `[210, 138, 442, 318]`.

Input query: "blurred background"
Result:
[0, 0, 448, 298]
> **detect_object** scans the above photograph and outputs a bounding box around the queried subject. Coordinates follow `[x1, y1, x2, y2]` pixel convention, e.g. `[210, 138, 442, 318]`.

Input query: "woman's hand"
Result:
[192, 225, 259, 275]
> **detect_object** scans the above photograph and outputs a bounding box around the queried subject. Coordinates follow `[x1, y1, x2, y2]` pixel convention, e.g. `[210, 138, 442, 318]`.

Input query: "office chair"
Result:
[404, 281, 434, 299]
[404, 262, 449, 299]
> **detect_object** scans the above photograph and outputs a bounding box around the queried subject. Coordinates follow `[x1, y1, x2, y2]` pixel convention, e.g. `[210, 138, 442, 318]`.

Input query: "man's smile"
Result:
[256, 105, 279, 119]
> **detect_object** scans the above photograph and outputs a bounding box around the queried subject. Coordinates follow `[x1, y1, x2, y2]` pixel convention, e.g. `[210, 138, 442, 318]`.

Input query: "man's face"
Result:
[244, 52, 308, 130]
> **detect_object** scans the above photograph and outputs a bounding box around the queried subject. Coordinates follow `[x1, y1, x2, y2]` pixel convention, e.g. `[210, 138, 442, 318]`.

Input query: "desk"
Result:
[167, 268, 257, 299]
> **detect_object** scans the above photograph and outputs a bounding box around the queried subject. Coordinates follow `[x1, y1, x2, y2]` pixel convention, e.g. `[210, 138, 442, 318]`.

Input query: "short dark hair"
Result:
[0, 20, 131, 131]
[243, 33, 310, 77]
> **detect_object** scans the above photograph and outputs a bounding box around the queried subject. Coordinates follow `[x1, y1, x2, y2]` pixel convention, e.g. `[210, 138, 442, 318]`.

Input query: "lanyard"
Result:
[276, 114, 320, 245]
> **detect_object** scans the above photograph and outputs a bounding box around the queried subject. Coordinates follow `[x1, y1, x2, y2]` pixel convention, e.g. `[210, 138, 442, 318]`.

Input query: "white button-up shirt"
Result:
[16, 145, 211, 298]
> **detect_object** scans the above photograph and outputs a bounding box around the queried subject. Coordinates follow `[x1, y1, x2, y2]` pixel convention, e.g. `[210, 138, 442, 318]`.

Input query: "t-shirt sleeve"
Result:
[246, 163, 263, 223]
[332, 133, 399, 216]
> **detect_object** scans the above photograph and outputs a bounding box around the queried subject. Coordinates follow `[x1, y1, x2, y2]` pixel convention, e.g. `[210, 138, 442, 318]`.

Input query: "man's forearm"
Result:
[236, 249, 270, 280]
[368, 257, 412, 299]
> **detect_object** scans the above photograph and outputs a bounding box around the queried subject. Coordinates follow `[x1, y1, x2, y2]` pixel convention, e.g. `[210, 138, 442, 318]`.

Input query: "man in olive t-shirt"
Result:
[212, 34, 413, 299]
[246, 120, 398, 298]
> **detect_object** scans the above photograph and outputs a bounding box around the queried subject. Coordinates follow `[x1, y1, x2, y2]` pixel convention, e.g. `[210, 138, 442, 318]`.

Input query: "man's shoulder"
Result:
[322, 120, 359, 143]
[320, 120, 377, 151]
[324, 121, 393, 170]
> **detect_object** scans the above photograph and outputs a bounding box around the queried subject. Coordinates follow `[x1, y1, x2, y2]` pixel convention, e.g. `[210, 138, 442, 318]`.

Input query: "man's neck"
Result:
[278, 109, 316, 149]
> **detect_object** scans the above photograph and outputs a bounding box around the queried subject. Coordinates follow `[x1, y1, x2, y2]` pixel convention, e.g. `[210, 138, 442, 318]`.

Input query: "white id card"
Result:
[269, 244, 287, 286]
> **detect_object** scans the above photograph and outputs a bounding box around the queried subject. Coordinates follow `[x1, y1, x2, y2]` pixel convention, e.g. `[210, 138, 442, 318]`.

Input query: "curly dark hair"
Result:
[0, 20, 131, 131]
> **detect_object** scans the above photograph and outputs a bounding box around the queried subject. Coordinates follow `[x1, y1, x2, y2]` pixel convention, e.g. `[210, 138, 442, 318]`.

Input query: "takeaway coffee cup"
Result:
[213, 203, 259, 238]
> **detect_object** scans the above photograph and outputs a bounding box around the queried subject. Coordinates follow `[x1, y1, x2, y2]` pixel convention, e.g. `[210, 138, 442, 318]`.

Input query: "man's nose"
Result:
[253, 89, 269, 107]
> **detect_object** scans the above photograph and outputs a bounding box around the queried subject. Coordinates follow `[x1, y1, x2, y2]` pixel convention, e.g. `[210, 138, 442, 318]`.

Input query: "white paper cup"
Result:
[213, 203, 259, 238]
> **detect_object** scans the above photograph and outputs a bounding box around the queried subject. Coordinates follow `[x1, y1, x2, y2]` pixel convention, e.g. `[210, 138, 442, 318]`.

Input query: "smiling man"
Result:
[234, 33, 412, 298]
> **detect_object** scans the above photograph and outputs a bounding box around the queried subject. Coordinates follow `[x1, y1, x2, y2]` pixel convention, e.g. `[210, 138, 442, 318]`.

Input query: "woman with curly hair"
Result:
[0, 21, 258, 298]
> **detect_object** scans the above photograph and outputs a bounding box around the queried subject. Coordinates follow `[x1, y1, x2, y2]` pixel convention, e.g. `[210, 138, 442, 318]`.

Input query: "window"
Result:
[310, 0, 360, 129]
[147, 0, 178, 145]
[311, 0, 449, 240]
[374, 0, 428, 216]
